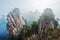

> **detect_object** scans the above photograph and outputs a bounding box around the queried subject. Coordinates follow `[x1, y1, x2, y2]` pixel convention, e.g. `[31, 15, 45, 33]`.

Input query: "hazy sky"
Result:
[0, 0, 60, 18]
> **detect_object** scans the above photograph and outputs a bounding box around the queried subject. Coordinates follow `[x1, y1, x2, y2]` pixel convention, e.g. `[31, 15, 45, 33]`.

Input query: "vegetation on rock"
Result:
[7, 8, 60, 40]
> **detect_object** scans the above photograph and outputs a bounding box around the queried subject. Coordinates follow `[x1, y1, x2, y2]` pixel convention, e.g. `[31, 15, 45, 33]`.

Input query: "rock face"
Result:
[7, 8, 26, 39]
[38, 8, 55, 40]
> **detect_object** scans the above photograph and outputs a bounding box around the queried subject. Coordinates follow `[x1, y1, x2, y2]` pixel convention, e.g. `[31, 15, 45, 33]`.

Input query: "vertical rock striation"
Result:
[7, 8, 26, 40]
[38, 8, 55, 40]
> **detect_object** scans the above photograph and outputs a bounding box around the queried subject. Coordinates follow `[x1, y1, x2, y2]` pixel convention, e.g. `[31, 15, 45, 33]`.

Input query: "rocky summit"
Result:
[7, 8, 26, 40]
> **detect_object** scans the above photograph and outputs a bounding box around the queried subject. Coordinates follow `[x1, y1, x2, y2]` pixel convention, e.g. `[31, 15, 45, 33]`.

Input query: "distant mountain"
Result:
[0, 15, 8, 40]
[21, 10, 40, 25]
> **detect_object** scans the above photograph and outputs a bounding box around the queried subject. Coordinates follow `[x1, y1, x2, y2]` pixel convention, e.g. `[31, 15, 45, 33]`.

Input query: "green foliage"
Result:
[47, 27, 53, 36]
[31, 21, 38, 32]
[24, 21, 38, 36]
[24, 25, 32, 36]
[26, 25, 31, 30]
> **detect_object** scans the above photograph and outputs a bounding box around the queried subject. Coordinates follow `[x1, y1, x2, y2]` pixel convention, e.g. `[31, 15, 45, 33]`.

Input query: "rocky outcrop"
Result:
[7, 8, 26, 40]
[38, 8, 55, 40]
[50, 29, 60, 40]
[23, 33, 40, 40]
[6, 8, 59, 40]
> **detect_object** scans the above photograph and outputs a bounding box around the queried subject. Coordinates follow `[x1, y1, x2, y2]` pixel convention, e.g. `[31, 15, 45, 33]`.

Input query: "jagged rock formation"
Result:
[38, 8, 56, 40]
[6, 8, 59, 40]
[7, 8, 26, 40]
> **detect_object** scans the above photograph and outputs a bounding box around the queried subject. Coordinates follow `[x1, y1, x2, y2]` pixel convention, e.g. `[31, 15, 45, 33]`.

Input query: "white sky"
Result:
[0, 0, 60, 18]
